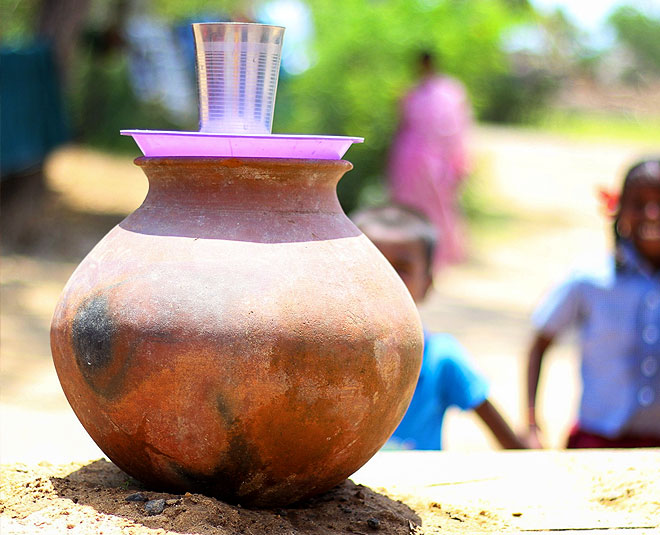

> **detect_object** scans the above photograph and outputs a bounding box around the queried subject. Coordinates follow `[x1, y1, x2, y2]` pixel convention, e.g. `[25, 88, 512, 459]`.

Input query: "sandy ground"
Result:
[1, 460, 425, 535]
[1, 125, 657, 533]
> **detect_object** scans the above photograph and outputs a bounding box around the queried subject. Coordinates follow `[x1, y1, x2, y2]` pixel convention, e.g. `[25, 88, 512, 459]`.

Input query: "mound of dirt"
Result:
[0, 459, 423, 534]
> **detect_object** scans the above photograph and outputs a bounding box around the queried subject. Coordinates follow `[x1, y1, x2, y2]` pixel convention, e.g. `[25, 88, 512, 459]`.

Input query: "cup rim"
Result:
[191, 22, 285, 30]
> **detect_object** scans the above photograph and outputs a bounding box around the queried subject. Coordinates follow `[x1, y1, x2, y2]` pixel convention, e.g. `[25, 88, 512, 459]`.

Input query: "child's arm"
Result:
[474, 399, 528, 449]
[526, 332, 554, 448]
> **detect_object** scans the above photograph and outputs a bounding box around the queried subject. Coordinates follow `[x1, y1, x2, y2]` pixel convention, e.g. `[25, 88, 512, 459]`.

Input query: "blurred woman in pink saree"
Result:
[388, 52, 471, 271]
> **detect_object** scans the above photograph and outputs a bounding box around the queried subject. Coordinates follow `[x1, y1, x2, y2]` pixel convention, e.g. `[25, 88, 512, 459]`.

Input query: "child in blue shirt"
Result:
[527, 158, 660, 448]
[352, 204, 525, 450]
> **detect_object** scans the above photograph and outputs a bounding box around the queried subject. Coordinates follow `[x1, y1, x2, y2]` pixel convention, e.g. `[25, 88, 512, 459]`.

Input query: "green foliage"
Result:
[538, 109, 660, 144]
[479, 69, 559, 123]
[608, 5, 660, 76]
[6, 0, 543, 211]
[0, 0, 39, 44]
[151, 0, 237, 20]
[69, 47, 191, 153]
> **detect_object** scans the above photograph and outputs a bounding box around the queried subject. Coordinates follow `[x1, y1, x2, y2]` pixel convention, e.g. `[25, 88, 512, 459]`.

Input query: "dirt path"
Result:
[0, 126, 655, 461]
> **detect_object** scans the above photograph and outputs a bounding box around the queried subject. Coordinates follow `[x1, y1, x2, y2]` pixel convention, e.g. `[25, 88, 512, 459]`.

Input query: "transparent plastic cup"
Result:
[192, 22, 285, 134]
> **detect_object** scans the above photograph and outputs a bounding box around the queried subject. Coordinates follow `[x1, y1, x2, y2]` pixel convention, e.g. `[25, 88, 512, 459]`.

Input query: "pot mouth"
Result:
[134, 156, 354, 173]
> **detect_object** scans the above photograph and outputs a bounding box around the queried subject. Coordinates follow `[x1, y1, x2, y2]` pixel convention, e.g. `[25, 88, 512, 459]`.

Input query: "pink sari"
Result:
[388, 75, 470, 271]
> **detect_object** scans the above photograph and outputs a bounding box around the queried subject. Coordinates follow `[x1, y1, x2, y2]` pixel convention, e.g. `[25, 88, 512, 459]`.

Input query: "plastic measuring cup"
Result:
[192, 22, 285, 135]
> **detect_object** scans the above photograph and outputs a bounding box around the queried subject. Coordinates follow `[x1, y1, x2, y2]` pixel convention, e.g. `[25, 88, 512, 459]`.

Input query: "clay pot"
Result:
[50, 157, 423, 507]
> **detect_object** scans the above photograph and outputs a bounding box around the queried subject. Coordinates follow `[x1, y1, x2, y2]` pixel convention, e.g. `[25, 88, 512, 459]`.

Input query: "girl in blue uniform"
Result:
[527, 159, 660, 448]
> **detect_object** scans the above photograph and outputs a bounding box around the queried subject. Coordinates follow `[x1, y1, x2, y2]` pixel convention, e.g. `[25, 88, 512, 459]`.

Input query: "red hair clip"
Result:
[597, 187, 619, 219]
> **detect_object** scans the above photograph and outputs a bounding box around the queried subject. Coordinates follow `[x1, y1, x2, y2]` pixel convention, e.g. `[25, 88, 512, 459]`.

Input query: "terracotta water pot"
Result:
[50, 157, 423, 507]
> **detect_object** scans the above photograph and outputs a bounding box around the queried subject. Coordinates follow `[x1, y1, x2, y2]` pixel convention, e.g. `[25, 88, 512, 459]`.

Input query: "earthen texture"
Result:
[50, 157, 423, 506]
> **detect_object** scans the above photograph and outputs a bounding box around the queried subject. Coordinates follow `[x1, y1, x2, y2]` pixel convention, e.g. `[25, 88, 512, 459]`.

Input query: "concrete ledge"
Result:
[352, 449, 660, 532]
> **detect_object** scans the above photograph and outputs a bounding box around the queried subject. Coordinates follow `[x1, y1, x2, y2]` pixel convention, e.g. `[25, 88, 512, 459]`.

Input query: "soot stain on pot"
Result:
[73, 295, 114, 371]
[216, 394, 239, 426]
[169, 432, 269, 505]
[72, 294, 123, 398]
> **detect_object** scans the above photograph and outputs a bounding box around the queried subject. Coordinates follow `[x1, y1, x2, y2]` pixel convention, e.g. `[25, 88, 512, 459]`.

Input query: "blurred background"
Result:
[1, 0, 659, 461]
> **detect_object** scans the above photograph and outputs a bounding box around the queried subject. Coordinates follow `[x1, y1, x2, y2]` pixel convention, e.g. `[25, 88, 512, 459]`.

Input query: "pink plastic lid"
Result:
[120, 130, 364, 159]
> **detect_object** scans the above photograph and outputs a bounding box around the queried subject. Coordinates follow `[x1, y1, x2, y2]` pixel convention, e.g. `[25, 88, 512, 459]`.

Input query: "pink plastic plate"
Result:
[120, 130, 364, 159]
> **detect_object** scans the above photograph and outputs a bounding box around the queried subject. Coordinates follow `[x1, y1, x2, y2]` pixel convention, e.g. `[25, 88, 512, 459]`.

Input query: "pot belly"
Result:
[51, 226, 422, 506]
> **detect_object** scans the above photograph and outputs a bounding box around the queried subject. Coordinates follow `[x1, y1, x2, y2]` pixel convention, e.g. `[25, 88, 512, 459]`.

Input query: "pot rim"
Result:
[134, 156, 354, 172]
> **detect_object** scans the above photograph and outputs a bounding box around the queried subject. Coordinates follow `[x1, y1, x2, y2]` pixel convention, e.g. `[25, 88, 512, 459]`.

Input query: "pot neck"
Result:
[135, 157, 353, 213]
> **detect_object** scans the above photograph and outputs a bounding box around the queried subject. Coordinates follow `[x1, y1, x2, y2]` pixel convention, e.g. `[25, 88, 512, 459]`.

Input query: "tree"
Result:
[608, 5, 660, 77]
[0, 0, 91, 249]
[37, 0, 92, 82]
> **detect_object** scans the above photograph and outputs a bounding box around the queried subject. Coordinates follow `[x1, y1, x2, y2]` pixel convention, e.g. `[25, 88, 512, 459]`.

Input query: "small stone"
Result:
[354, 490, 365, 499]
[166, 498, 180, 505]
[512, 512, 523, 517]
[367, 517, 380, 529]
[145, 499, 166, 515]
[125, 492, 148, 502]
